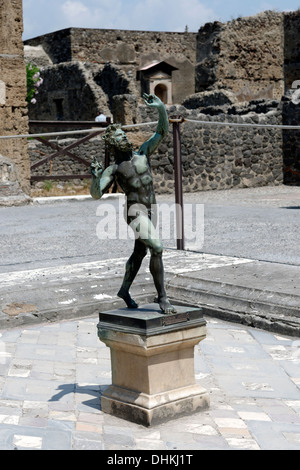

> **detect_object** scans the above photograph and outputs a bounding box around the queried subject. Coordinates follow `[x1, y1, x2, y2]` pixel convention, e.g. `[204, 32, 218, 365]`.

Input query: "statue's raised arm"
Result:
[138, 94, 169, 158]
[90, 157, 117, 200]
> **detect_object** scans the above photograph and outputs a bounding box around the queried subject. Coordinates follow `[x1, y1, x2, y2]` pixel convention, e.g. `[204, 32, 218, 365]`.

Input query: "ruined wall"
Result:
[25, 28, 196, 65]
[0, 0, 30, 193]
[69, 28, 196, 66]
[70, 28, 196, 104]
[143, 103, 283, 193]
[26, 61, 136, 121]
[24, 11, 300, 120]
[196, 11, 285, 101]
[28, 62, 102, 121]
[23, 29, 72, 64]
[284, 11, 300, 90]
[25, 28, 197, 106]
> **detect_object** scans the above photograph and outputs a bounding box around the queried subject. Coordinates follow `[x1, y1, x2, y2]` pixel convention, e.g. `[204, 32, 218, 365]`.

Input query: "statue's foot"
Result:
[117, 289, 138, 309]
[158, 297, 177, 315]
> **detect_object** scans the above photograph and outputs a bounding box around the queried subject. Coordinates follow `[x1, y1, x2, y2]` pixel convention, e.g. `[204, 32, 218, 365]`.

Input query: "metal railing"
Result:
[29, 119, 111, 182]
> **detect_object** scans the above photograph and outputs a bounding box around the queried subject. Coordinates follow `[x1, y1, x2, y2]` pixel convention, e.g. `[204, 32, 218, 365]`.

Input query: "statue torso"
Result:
[116, 152, 156, 207]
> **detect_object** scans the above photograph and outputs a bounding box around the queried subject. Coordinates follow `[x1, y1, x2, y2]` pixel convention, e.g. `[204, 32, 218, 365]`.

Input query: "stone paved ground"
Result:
[0, 314, 299, 450]
[0, 185, 299, 452]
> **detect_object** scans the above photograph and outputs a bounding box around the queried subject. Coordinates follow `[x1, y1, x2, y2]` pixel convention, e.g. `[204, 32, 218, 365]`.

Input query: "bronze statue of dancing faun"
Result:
[90, 94, 176, 315]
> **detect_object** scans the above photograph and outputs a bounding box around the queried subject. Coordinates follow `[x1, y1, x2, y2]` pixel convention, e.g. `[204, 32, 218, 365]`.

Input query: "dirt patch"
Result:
[30, 179, 121, 198]
[3, 302, 38, 317]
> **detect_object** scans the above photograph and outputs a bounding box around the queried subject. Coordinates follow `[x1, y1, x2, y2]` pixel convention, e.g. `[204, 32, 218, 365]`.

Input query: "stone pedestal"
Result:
[97, 303, 209, 426]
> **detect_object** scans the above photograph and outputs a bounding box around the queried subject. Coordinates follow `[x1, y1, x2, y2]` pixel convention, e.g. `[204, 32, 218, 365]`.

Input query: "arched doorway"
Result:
[154, 83, 168, 104]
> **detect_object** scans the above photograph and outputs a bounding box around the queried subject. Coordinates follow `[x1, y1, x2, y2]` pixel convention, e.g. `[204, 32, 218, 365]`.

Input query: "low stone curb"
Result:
[0, 252, 299, 336]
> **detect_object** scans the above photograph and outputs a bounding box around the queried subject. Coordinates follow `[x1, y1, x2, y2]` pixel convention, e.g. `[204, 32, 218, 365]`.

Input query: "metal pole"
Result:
[171, 118, 184, 250]
[104, 117, 111, 169]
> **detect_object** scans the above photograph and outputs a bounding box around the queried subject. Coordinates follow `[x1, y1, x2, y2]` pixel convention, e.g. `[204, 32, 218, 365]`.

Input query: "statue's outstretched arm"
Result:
[139, 94, 169, 157]
[90, 158, 117, 199]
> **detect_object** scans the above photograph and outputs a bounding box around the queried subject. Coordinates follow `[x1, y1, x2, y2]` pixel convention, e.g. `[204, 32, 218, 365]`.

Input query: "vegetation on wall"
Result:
[26, 63, 43, 104]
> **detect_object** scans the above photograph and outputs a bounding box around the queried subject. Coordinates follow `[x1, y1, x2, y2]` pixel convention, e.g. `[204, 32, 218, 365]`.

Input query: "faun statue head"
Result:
[103, 124, 134, 154]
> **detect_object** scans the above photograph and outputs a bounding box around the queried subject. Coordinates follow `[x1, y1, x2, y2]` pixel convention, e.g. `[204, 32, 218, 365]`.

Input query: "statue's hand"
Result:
[90, 157, 103, 178]
[143, 93, 163, 108]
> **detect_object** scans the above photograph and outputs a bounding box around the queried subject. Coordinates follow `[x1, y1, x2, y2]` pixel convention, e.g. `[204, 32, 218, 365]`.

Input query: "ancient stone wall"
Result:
[28, 99, 284, 194]
[144, 103, 284, 193]
[27, 62, 102, 121]
[0, 0, 30, 194]
[24, 10, 300, 124]
[24, 29, 72, 64]
[69, 29, 197, 66]
[196, 11, 285, 100]
[24, 28, 197, 106]
[283, 11, 300, 90]
[26, 28, 196, 67]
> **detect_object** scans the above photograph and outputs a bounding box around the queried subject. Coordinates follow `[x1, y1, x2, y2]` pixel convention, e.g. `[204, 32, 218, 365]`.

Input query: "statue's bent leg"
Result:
[130, 213, 176, 314]
[117, 239, 147, 309]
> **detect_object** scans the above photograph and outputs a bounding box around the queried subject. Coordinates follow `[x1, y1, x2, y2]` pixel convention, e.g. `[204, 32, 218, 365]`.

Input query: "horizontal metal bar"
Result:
[0, 121, 158, 140]
[29, 120, 110, 128]
[0, 128, 106, 140]
[31, 174, 92, 181]
[184, 118, 300, 130]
